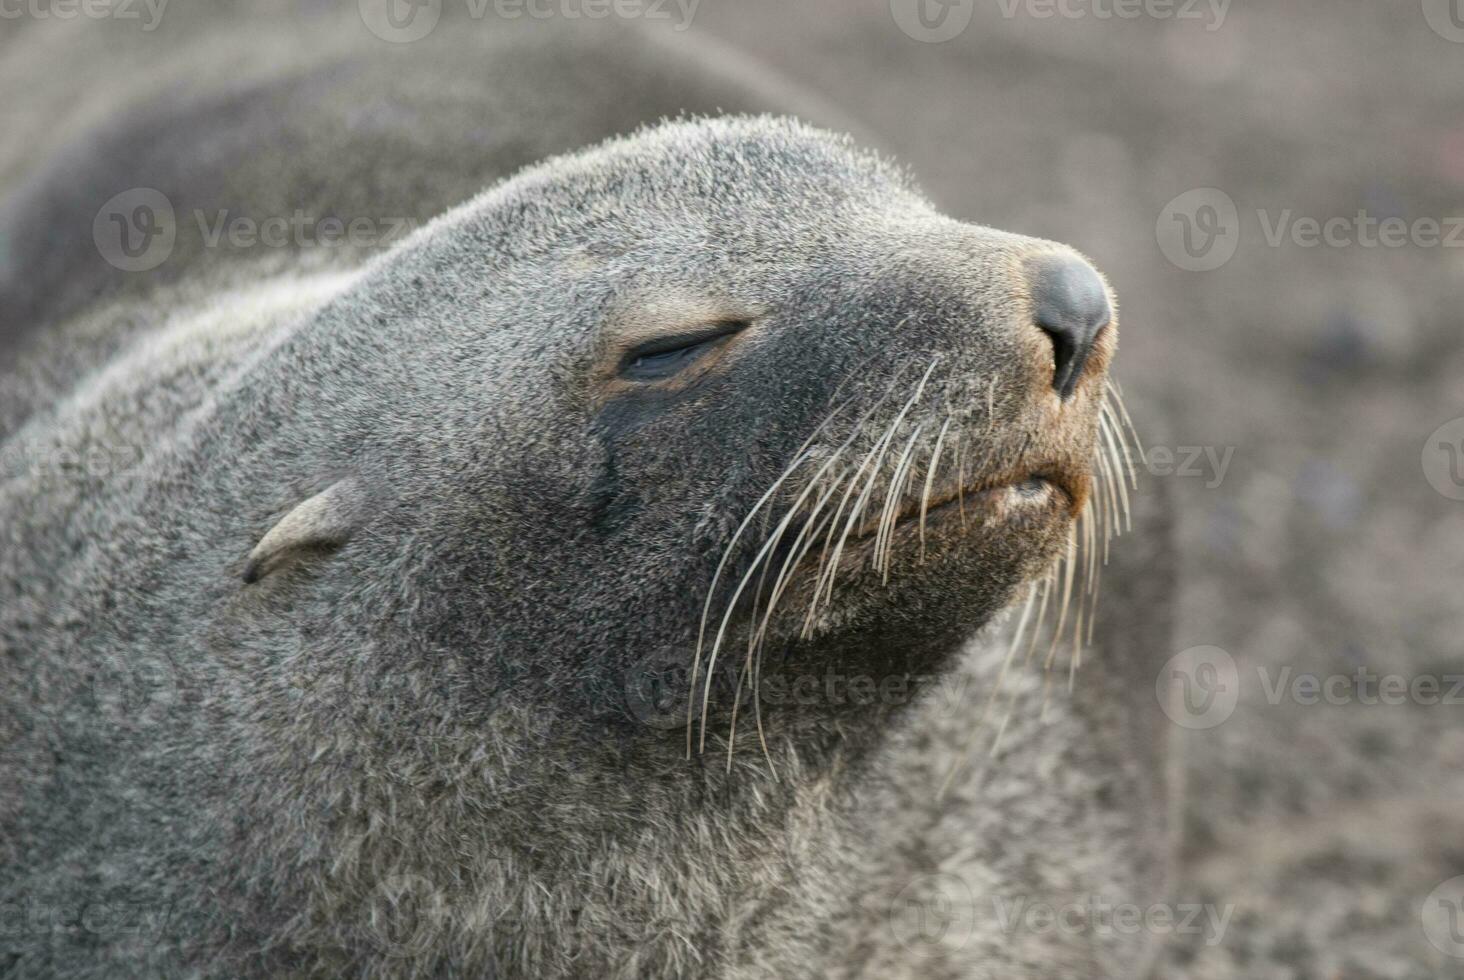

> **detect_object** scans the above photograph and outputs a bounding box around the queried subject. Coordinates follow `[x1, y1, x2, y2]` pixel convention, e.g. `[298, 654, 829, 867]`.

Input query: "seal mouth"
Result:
[845, 469, 1080, 547]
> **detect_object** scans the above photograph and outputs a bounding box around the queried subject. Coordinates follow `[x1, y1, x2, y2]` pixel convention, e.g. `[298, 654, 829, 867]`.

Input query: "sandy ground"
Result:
[684, 1, 1464, 976]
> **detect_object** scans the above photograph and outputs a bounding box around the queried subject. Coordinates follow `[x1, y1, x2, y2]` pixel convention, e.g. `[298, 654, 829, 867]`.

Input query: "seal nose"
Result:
[1027, 253, 1111, 399]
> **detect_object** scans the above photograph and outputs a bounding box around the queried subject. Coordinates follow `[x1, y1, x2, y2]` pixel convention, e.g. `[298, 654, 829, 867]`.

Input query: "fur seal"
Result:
[0, 13, 1177, 980]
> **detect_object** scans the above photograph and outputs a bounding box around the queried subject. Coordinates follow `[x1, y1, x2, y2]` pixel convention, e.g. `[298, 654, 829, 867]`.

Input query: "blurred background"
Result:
[4, 1, 1462, 976]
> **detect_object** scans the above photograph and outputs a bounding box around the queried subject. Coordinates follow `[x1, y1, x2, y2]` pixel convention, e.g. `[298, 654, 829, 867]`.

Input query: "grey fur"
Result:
[0, 13, 1176, 979]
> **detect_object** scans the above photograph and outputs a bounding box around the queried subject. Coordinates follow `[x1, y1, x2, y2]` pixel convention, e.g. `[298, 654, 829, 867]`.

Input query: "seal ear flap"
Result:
[242, 476, 365, 584]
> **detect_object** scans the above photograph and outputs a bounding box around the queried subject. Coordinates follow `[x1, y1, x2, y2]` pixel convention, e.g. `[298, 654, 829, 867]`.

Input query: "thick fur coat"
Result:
[0, 9, 1176, 978]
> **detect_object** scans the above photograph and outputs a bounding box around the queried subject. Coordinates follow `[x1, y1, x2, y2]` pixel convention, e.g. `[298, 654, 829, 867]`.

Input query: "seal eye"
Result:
[619, 321, 747, 381]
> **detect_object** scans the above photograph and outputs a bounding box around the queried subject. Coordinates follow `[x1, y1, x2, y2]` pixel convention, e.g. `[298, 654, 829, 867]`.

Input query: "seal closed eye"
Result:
[620, 319, 749, 380]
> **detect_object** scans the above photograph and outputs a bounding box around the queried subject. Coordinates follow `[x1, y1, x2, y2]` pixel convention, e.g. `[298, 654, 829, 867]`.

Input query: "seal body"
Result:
[0, 11, 1176, 979]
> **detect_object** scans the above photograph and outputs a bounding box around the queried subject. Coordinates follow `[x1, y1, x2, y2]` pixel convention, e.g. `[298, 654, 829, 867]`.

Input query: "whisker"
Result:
[686, 386, 874, 752]
[748, 482, 843, 772]
[1080, 492, 1103, 649]
[1001, 566, 1056, 737]
[725, 510, 784, 770]
[821, 358, 939, 608]
[726, 650, 753, 774]
[1024, 572, 1053, 666]
[955, 434, 968, 529]
[937, 583, 1038, 799]
[1086, 552, 1103, 646]
[1109, 379, 1146, 469]
[1043, 524, 1079, 671]
[941, 382, 1142, 787]
[803, 465, 871, 637]
[1082, 498, 1097, 601]
[918, 417, 954, 562]
[1068, 570, 1084, 694]
[987, 693, 1017, 757]
[1099, 411, 1131, 535]
[805, 413, 901, 628]
[1039, 664, 1058, 722]
[698, 461, 847, 752]
[697, 371, 913, 752]
[877, 425, 924, 581]
[748, 470, 849, 668]
[1093, 419, 1114, 564]
[871, 435, 908, 578]
[687, 446, 819, 753]
[1100, 397, 1138, 494]
[717, 355, 942, 754]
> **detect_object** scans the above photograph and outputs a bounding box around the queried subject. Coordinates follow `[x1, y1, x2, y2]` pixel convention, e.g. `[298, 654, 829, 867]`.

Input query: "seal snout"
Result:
[1025, 253, 1113, 399]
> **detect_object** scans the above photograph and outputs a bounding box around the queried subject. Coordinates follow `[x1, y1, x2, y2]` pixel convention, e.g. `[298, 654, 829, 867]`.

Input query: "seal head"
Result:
[231, 117, 1116, 743]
